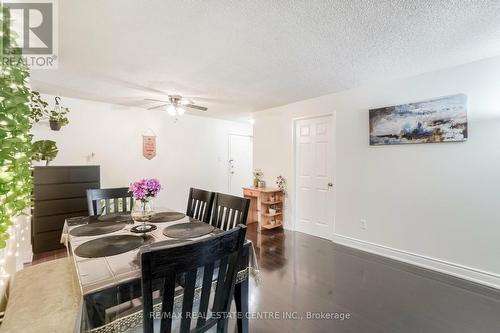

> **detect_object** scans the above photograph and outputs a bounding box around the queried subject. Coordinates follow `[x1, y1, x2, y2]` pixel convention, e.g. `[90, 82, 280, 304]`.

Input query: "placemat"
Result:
[97, 213, 133, 223]
[163, 222, 215, 239]
[149, 211, 186, 223]
[74, 235, 145, 258]
[132, 239, 190, 266]
[70, 222, 127, 237]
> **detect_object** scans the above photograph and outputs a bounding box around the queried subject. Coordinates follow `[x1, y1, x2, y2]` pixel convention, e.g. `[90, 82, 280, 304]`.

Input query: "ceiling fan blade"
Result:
[147, 104, 168, 110]
[179, 98, 193, 105]
[185, 104, 208, 111]
[184, 96, 238, 105]
[144, 98, 169, 103]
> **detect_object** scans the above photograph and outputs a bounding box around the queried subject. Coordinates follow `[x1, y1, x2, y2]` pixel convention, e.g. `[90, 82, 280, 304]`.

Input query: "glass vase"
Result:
[131, 198, 154, 231]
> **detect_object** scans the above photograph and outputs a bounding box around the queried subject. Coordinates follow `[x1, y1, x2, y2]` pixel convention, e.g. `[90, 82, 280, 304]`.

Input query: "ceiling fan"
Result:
[144, 95, 208, 117]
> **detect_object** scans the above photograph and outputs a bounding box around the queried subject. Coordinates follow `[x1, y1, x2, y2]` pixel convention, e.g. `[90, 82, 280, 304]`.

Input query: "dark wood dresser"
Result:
[32, 166, 100, 253]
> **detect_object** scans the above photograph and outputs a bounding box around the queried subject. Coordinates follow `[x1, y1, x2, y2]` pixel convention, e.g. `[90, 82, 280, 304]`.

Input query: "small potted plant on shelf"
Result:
[276, 175, 287, 196]
[253, 169, 264, 187]
[32, 140, 58, 166]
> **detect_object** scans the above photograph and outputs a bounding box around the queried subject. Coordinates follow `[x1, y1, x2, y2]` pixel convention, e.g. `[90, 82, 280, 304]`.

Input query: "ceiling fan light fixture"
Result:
[167, 105, 177, 116]
[177, 106, 186, 115]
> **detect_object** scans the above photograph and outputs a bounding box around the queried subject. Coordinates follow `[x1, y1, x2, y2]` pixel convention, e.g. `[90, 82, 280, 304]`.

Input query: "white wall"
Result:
[31, 96, 252, 212]
[254, 56, 500, 288]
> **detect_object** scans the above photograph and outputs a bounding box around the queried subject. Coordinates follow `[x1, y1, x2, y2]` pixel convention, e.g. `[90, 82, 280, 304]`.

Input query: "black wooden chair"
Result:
[140, 225, 247, 333]
[211, 193, 250, 231]
[186, 188, 215, 223]
[86, 187, 133, 216]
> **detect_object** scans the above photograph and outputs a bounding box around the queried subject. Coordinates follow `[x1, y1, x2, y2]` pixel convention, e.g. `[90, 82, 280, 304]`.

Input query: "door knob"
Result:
[327, 182, 333, 188]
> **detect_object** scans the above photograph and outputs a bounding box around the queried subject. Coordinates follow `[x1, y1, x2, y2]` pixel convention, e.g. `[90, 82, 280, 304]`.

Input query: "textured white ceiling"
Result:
[31, 0, 500, 120]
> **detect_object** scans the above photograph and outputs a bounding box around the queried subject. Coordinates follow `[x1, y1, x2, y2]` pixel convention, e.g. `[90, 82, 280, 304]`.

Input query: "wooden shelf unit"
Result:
[243, 187, 284, 231]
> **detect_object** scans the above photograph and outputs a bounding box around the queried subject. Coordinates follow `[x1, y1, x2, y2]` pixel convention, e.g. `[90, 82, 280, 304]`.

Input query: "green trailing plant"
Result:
[32, 140, 58, 165]
[0, 8, 34, 248]
[29, 91, 49, 123]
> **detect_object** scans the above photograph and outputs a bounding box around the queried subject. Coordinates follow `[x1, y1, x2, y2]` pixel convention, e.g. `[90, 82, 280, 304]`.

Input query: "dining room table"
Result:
[60, 208, 255, 333]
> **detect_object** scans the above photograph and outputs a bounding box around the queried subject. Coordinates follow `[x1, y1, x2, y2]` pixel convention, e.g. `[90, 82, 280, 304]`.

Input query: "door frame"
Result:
[292, 112, 336, 240]
[227, 133, 253, 194]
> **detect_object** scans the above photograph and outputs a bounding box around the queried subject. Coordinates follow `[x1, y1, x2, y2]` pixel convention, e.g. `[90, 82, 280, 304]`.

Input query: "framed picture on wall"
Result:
[369, 94, 468, 145]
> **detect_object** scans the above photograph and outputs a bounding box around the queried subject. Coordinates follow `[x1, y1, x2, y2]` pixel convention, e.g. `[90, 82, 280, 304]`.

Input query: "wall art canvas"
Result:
[369, 94, 468, 145]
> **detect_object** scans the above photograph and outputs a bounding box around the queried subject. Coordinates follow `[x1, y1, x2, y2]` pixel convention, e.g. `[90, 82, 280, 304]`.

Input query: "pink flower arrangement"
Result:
[129, 178, 162, 201]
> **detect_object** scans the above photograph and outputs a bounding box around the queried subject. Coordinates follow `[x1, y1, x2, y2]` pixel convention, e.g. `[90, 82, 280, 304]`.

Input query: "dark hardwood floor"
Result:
[244, 223, 500, 333]
[29, 223, 500, 332]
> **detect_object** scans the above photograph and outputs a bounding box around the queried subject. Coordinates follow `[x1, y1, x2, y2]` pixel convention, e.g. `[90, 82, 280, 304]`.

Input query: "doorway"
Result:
[228, 134, 253, 196]
[294, 115, 334, 239]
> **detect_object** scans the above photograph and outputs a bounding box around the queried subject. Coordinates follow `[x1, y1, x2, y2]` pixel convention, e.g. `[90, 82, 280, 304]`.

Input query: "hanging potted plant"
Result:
[30, 94, 70, 131]
[32, 140, 58, 166]
[49, 97, 69, 131]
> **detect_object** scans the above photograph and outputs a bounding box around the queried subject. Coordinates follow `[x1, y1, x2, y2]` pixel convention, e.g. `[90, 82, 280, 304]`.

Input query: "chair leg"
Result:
[217, 318, 229, 333]
[235, 278, 249, 333]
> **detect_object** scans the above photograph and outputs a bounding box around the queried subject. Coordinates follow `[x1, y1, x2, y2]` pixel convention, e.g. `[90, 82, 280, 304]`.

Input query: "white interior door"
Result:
[228, 134, 253, 196]
[295, 115, 334, 239]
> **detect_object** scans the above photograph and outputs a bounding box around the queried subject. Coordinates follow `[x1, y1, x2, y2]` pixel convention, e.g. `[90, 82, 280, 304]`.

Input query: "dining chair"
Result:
[211, 193, 250, 231]
[186, 187, 215, 223]
[140, 225, 247, 333]
[86, 187, 133, 216]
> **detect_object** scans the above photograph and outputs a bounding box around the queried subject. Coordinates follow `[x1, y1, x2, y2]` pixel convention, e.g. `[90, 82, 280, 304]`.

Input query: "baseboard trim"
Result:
[332, 233, 500, 290]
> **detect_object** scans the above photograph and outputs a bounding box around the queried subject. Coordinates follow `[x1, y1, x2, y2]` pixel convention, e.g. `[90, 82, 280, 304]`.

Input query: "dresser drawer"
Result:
[34, 197, 89, 217]
[32, 211, 87, 233]
[34, 166, 100, 185]
[243, 189, 260, 197]
[34, 182, 100, 201]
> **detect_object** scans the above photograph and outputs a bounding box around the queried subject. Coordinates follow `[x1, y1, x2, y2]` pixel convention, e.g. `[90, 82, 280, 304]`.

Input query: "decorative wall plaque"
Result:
[142, 135, 156, 160]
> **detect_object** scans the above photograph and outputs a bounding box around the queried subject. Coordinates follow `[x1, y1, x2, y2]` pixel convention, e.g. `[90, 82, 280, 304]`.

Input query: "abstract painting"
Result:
[369, 94, 468, 145]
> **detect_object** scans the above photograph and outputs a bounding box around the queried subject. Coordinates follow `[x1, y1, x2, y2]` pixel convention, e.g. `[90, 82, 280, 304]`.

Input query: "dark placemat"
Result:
[97, 213, 133, 223]
[74, 235, 145, 258]
[70, 222, 127, 237]
[132, 239, 190, 266]
[163, 222, 215, 239]
[149, 211, 186, 223]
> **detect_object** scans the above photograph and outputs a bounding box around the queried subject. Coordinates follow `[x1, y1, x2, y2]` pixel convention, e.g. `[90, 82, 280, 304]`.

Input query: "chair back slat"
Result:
[186, 188, 215, 223]
[141, 225, 247, 333]
[180, 269, 197, 332]
[86, 187, 132, 216]
[113, 198, 119, 213]
[211, 193, 250, 231]
[159, 271, 176, 333]
[104, 198, 110, 214]
[212, 256, 229, 312]
[196, 263, 214, 329]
